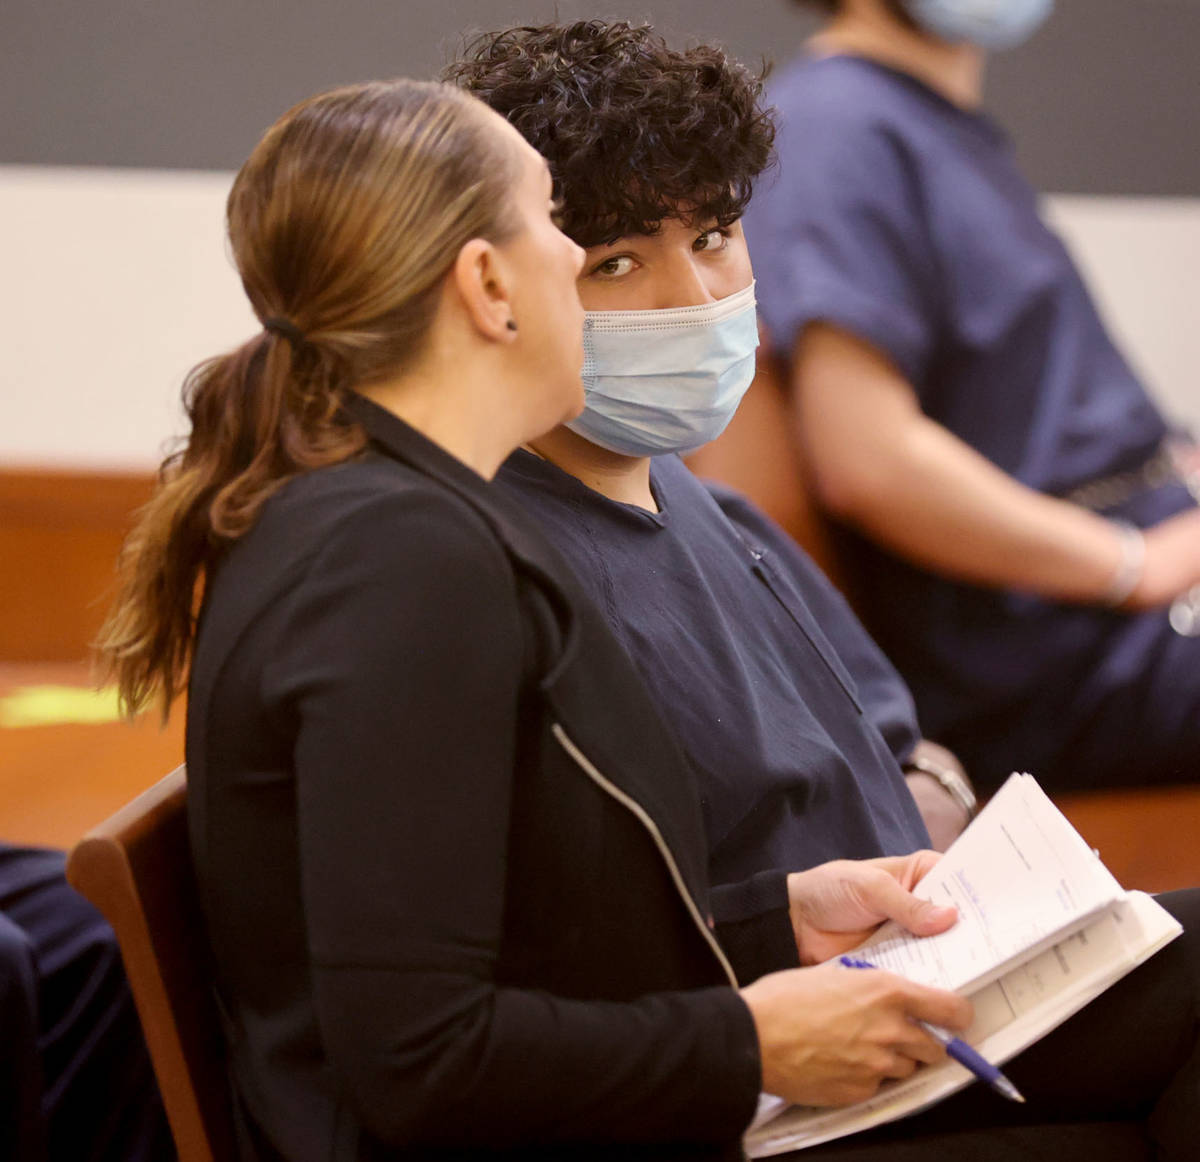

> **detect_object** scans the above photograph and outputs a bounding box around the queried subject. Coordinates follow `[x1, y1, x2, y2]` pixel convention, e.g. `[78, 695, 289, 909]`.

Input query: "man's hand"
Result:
[903, 739, 975, 851]
[1127, 508, 1200, 610]
[785, 852, 956, 965]
[905, 773, 969, 851]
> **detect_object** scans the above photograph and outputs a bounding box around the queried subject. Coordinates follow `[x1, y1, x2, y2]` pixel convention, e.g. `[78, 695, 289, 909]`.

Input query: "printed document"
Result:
[746, 774, 1182, 1156]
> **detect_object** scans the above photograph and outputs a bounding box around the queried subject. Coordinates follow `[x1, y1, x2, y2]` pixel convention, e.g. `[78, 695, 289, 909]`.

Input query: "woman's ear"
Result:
[451, 239, 518, 342]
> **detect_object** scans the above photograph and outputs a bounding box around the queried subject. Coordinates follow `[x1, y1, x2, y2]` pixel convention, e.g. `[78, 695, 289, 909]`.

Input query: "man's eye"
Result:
[593, 255, 636, 278]
[694, 228, 728, 253]
[549, 199, 565, 229]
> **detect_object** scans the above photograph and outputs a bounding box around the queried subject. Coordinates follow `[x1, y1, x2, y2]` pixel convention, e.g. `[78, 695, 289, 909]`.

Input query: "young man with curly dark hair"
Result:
[445, 18, 968, 856]
[444, 21, 1200, 1160]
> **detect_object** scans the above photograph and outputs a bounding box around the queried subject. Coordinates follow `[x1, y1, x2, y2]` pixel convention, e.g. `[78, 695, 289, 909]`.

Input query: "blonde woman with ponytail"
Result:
[98, 80, 975, 1161]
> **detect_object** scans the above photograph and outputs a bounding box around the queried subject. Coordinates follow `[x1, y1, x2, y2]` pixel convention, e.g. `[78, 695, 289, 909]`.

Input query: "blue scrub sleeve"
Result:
[746, 114, 940, 384]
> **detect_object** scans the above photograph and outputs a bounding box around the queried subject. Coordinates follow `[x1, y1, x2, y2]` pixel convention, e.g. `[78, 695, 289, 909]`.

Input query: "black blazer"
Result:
[186, 396, 765, 1161]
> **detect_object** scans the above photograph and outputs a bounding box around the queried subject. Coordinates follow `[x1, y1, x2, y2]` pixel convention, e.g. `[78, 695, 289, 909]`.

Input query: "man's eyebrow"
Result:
[588, 231, 658, 251]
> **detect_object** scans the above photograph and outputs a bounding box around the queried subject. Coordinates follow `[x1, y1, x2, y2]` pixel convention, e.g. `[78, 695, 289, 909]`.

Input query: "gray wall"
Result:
[3, 0, 1198, 195]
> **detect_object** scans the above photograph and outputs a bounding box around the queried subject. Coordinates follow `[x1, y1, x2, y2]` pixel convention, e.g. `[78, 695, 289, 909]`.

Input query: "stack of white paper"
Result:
[746, 774, 1182, 1156]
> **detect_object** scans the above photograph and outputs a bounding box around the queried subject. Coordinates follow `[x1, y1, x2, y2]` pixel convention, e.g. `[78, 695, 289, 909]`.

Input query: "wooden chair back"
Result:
[66, 765, 236, 1162]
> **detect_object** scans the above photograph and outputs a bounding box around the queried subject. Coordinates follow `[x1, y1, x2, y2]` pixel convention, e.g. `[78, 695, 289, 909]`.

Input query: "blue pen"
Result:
[838, 955, 1025, 1103]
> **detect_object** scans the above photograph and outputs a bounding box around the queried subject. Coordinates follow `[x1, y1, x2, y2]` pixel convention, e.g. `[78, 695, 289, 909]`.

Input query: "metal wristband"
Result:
[1102, 521, 1146, 608]
[903, 754, 977, 819]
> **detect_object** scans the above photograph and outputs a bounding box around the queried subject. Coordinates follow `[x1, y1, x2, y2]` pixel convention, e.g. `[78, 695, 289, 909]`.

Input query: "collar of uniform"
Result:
[804, 52, 1009, 148]
[502, 447, 670, 529]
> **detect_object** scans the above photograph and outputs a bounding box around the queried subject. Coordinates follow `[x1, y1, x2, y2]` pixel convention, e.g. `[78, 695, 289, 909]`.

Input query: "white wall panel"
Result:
[1, 165, 1196, 470]
[1045, 196, 1200, 434]
[0, 165, 248, 470]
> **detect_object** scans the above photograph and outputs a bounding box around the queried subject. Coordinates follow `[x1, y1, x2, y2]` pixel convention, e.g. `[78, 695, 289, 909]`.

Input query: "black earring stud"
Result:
[506, 319, 518, 332]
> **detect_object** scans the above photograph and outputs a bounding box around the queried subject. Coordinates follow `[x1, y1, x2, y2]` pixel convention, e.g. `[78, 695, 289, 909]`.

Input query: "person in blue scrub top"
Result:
[744, 0, 1200, 794]
[445, 19, 977, 880]
[445, 21, 1200, 1158]
[0, 843, 172, 1161]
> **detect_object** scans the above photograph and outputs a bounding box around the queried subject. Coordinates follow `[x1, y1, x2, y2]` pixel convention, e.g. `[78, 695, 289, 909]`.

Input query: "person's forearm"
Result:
[793, 323, 1200, 608]
[317, 968, 761, 1147]
[815, 407, 1132, 603]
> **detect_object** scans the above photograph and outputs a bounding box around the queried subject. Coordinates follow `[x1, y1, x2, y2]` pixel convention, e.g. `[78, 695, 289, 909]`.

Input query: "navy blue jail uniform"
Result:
[492, 451, 1200, 1157]
[494, 449, 930, 897]
[0, 843, 173, 1161]
[744, 52, 1200, 793]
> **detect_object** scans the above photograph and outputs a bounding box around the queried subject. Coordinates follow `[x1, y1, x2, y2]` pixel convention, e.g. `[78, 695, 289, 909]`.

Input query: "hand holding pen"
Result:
[740, 957, 974, 1108]
[839, 956, 1026, 1103]
[741, 853, 977, 1107]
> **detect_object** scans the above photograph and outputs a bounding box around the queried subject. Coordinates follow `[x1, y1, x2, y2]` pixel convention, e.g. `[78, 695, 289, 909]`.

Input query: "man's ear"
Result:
[451, 239, 517, 342]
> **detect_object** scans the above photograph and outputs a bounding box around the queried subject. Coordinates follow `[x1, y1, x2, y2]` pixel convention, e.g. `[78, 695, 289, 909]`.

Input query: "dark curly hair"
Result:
[442, 21, 776, 248]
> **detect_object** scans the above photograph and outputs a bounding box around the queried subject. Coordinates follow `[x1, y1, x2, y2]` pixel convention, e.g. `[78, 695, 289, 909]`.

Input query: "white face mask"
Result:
[900, 0, 1055, 51]
[564, 281, 759, 459]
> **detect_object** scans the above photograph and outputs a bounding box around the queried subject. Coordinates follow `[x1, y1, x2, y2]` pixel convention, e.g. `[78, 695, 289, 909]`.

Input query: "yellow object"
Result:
[0, 685, 125, 728]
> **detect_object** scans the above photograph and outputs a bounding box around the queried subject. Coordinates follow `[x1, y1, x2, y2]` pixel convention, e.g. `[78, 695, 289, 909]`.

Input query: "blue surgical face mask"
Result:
[900, 0, 1054, 51]
[565, 281, 759, 459]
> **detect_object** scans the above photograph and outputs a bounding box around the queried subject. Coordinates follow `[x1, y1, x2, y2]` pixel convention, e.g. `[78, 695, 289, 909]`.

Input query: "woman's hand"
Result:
[739, 961, 971, 1107]
[785, 852, 957, 965]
